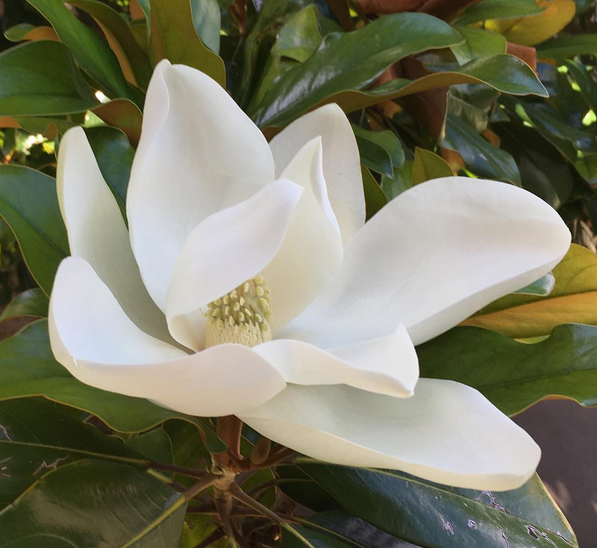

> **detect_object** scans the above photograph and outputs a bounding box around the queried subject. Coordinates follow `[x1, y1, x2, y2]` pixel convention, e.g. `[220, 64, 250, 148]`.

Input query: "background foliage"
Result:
[0, 0, 596, 546]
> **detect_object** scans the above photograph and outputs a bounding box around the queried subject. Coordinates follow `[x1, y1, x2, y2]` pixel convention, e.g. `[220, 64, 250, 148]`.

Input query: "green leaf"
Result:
[4, 23, 35, 41]
[351, 125, 405, 168]
[419, 323, 597, 416]
[299, 462, 577, 548]
[442, 114, 521, 185]
[252, 13, 464, 128]
[356, 137, 393, 177]
[127, 428, 173, 464]
[0, 398, 149, 509]
[413, 147, 454, 185]
[381, 160, 414, 201]
[537, 33, 597, 58]
[0, 459, 186, 547]
[0, 288, 49, 322]
[283, 523, 355, 548]
[455, 0, 544, 25]
[84, 126, 134, 209]
[362, 166, 387, 220]
[514, 272, 556, 295]
[312, 54, 548, 120]
[0, 41, 98, 116]
[451, 27, 507, 65]
[0, 320, 225, 452]
[271, 4, 325, 63]
[67, 0, 153, 90]
[0, 165, 68, 294]
[463, 244, 597, 337]
[149, 0, 225, 87]
[191, 0, 221, 55]
[26, 0, 133, 100]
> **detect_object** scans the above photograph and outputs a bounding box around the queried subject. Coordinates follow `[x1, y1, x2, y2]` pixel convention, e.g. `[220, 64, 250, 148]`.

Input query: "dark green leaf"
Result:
[362, 166, 387, 219]
[252, 13, 464, 127]
[356, 137, 393, 177]
[381, 161, 414, 201]
[0, 459, 186, 547]
[27, 0, 133, 99]
[0, 41, 98, 116]
[127, 428, 173, 463]
[352, 125, 405, 168]
[0, 320, 225, 452]
[0, 288, 49, 321]
[0, 398, 148, 509]
[455, 0, 544, 25]
[442, 114, 521, 184]
[283, 523, 355, 548]
[451, 26, 506, 64]
[0, 165, 68, 294]
[149, 0, 225, 86]
[191, 0, 221, 54]
[418, 323, 597, 415]
[84, 126, 134, 209]
[299, 462, 577, 548]
[538, 34, 597, 59]
[68, 0, 153, 90]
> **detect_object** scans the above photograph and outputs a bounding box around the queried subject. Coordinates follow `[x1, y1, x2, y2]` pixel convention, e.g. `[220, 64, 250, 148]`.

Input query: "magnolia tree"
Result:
[0, 0, 596, 547]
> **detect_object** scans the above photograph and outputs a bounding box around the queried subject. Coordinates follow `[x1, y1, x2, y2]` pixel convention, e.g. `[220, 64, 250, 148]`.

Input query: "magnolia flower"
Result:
[49, 60, 570, 492]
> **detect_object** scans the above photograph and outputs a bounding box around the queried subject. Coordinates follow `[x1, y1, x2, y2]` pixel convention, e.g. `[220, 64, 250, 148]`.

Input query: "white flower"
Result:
[49, 60, 571, 491]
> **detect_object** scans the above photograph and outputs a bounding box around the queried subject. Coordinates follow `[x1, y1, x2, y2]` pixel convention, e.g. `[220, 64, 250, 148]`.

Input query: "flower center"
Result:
[204, 276, 272, 348]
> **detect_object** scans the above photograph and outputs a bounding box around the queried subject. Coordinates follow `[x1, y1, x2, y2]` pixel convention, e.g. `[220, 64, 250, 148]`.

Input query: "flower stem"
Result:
[183, 473, 219, 501]
[150, 461, 207, 479]
[229, 483, 285, 526]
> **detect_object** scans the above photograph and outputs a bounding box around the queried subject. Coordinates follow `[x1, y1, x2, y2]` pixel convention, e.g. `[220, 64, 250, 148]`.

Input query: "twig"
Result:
[183, 473, 219, 501]
[230, 483, 285, 525]
[150, 461, 207, 479]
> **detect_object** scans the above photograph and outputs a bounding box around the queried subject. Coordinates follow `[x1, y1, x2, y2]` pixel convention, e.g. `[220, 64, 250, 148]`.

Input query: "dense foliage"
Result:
[0, 0, 596, 547]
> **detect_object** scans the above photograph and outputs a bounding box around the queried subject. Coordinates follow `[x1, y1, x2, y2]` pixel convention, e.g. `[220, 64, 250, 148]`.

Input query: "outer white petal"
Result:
[57, 127, 172, 342]
[49, 257, 286, 416]
[239, 379, 541, 491]
[253, 324, 418, 398]
[281, 177, 571, 347]
[262, 137, 344, 333]
[127, 60, 275, 310]
[270, 104, 365, 246]
[165, 180, 303, 351]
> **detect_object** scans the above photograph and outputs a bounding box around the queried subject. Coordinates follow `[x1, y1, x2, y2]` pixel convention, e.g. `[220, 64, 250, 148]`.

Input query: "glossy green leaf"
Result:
[0, 459, 186, 547]
[0, 41, 98, 116]
[413, 147, 454, 185]
[455, 0, 544, 25]
[4, 23, 35, 41]
[362, 166, 387, 220]
[538, 33, 597, 58]
[443, 114, 521, 184]
[84, 126, 134, 209]
[0, 165, 68, 294]
[451, 26, 507, 64]
[494, 122, 574, 208]
[514, 272, 556, 295]
[271, 4, 325, 62]
[127, 428, 173, 464]
[352, 125, 405, 168]
[314, 54, 547, 121]
[419, 323, 597, 415]
[381, 160, 414, 200]
[0, 398, 148, 509]
[299, 462, 577, 548]
[0, 320, 225, 452]
[149, 0, 225, 86]
[283, 523, 355, 548]
[0, 288, 49, 322]
[27, 0, 133, 99]
[252, 13, 464, 128]
[191, 0, 221, 54]
[68, 0, 153, 90]
[356, 137, 393, 177]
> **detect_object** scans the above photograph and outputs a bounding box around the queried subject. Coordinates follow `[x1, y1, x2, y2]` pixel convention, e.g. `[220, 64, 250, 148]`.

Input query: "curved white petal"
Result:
[127, 60, 275, 310]
[165, 180, 303, 351]
[270, 104, 365, 246]
[262, 138, 344, 333]
[253, 324, 418, 397]
[57, 127, 172, 342]
[49, 257, 286, 416]
[281, 177, 571, 347]
[239, 379, 541, 491]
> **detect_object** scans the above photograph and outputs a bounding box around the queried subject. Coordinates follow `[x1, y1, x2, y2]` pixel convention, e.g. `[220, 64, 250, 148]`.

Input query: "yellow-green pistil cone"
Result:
[204, 276, 272, 348]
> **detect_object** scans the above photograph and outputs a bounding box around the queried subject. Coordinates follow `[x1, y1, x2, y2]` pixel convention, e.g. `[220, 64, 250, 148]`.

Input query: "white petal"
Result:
[270, 104, 365, 246]
[127, 60, 275, 310]
[281, 177, 571, 347]
[239, 379, 541, 491]
[49, 257, 286, 416]
[57, 127, 172, 342]
[262, 137, 344, 332]
[165, 179, 303, 351]
[253, 324, 418, 398]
